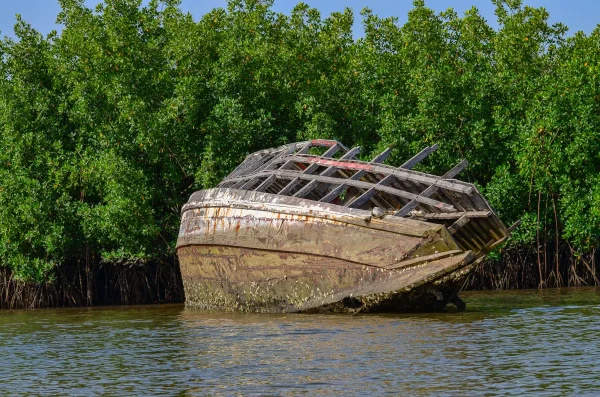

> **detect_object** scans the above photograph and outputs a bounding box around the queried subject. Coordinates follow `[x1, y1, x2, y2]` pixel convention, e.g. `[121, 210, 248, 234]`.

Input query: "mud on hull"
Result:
[177, 139, 511, 313]
[178, 245, 473, 313]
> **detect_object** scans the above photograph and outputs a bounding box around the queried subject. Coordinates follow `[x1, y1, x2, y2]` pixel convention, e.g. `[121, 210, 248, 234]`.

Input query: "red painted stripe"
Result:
[310, 139, 337, 147]
[304, 157, 373, 171]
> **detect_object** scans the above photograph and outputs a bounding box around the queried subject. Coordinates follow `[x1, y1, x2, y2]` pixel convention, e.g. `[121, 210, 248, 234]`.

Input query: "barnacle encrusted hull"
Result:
[176, 140, 511, 313]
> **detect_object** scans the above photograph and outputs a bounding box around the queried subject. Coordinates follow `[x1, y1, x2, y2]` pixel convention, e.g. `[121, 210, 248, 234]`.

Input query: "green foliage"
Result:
[1, 0, 599, 281]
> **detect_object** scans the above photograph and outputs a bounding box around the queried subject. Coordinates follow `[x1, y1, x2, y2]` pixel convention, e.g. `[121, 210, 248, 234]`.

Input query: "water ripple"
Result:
[1, 288, 599, 396]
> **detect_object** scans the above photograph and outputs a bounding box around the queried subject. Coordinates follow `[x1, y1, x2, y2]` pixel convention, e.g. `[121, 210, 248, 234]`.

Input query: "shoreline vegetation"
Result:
[1, 0, 600, 308]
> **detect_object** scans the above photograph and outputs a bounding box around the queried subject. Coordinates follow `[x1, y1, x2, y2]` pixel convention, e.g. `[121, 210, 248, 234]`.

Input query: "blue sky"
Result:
[0, 0, 598, 38]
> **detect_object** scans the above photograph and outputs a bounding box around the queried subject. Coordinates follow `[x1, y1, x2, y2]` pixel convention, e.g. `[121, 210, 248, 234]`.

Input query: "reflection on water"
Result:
[1, 288, 600, 396]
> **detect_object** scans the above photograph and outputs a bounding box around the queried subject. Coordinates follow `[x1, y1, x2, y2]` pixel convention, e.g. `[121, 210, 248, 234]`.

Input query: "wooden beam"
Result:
[253, 145, 298, 173]
[385, 250, 463, 270]
[508, 219, 521, 233]
[448, 214, 470, 235]
[371, 148, 392, 163]
[319, 183, 347, 203]
[262, 155, 474, 194]
[278, 143, 312, 171]
[319, 146, 361, 177]
[297, 143, 312, 154]
[395, 159, 469, 217]
[301, 143, 341, 175]
[293, 180, 318, 198]
[417, 211, 491, 220]
[278, 143, 340, 195]
[254, 175, 277, 192]
[232, 169, 456, 211]
[347, 188, 376, 208]
[400, 144, 439, 170]
[279, 177, 301, 195]
[347, 174, 395, 209]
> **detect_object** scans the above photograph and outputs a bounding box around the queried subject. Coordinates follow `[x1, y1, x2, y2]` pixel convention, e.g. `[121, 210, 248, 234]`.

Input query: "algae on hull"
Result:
[177, 139, 511, 312]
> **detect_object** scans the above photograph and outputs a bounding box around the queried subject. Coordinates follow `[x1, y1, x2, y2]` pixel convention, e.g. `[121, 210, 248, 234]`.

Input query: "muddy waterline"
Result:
[1, 288, 599, 396]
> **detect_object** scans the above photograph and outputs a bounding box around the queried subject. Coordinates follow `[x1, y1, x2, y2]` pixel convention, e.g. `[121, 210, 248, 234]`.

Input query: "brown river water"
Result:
[1, 288, 600, 396]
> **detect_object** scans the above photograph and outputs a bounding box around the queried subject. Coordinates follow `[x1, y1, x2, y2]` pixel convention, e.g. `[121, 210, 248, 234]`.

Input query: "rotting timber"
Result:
[176, 139, 511, 313]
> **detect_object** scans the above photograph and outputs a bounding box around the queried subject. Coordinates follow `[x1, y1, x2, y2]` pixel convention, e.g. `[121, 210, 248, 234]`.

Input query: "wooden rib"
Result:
[347, 174, 395, 209]
[395, 159, 469, 217]
[418, 211, 491, 220]
[317, 146, 387, 204]
[261, 155, 473, 194]
[347, 188, 376, 208]
[310, 146, 361, 200]
[319, 183, 347, 203]
[254, 175, 277, 192]
[384, 250, 463, 270]
[371, 148, 392, 163]
[319, 147, 361, 177]
[297, 143, 312, 154]
[253, 145, 298, 173]
[463, 222, 488, 248]
[278, 142, 312, 171]
[279, 177, 301, 195]
[294, 180, 318, 198]
[278, 144, 340, 194]
[508, 220, 521, 233]
[448, 215, 470, 235]
[246, 170, 456, 211]
[240, 175, 263, 191]
[302, 143, 341, 175]
[400, 144, 439, 169]
[231, 179, 248, 189]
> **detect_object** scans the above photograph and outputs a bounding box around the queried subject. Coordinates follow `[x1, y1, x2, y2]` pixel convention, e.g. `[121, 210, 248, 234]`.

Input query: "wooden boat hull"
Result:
[176, 189, 476, 313]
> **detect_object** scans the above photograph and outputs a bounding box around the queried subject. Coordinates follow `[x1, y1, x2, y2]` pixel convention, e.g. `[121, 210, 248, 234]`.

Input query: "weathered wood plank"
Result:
[320, 148, 395, 205]
[400, 144, 439, 170]
[319, 183, 347, 203]
[418, 211, 491, 220]
[254, 145, 298, 173]
[278, 143, 312, 171]
[347, 174, 395, 208]
[240, 176, 263, 191]
[348, 188, 376, 208]
[294, 179, 318, 198]
[319, 146, 361, 177]
[371, 148, 392, 163]
[241, 170, 456, 211]
[395, 159, 469, 217]
[260, 155, 474, 194]
[184, 188, 439, 237]
[384, 250, 463, 270]
[254, 174, 278, 192]
[448, 215, 470, 235]
[278, 143, 340, 194]
[278, 177, 301, 195]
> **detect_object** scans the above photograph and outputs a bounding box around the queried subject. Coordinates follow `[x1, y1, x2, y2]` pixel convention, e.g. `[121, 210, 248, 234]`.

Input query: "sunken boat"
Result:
[176, 139, 511, 313]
